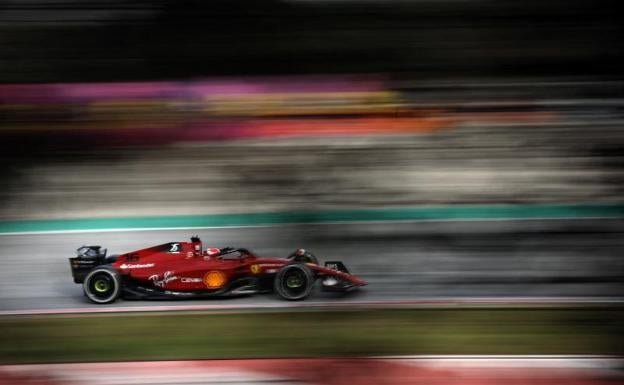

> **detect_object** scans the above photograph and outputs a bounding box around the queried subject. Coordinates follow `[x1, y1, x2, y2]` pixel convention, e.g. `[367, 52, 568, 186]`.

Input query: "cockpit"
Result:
[216, 247, 253, 260]
[188, 236, 253, 260]
[287, 248, 318, 265]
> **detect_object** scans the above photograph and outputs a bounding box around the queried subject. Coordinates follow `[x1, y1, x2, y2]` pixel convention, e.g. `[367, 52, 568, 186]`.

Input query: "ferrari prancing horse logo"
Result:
[250, 264, 261, 274]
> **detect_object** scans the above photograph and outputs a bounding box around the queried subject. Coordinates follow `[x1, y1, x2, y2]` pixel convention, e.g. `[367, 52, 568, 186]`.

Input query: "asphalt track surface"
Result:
[0, 219, 622, 312]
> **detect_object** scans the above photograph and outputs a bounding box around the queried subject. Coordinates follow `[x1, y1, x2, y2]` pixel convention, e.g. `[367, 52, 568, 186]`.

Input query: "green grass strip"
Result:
[1, 203, 623, 234]
[1, 308, 622, 364]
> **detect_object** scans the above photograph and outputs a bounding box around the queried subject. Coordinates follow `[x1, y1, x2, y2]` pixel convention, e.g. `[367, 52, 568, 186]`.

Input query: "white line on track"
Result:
[2, 297, 623, 316]
[381, 356, 624, 370]
[2, 355, 622, 370]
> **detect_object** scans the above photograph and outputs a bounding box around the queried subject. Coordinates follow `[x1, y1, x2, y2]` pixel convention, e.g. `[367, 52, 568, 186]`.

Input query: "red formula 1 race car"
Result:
[69, 236, 367, 304]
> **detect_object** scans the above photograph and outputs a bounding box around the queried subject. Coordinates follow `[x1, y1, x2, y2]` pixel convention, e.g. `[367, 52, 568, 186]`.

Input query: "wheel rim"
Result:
[286, 274, 303, 288]
[281, 269, 308, 296]
[94, 279, 109, 293]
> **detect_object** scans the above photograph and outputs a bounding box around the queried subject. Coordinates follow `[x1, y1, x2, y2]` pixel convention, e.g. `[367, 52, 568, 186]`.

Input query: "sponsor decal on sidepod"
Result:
[149, 271, 178, 287]
[119, 263, 155, 269]
[181, 277, 203, 283]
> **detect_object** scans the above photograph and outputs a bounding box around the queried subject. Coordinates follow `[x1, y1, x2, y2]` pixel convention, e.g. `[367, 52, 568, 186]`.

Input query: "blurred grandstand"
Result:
[1, 76, 623, 220]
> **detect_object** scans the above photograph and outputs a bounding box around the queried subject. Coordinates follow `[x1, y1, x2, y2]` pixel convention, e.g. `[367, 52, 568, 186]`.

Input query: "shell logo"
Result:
[250, 264, 261, 274]
[203, 271, 227, 288]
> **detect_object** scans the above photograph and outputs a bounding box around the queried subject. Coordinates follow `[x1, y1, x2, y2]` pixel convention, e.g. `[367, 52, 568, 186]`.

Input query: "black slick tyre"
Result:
[274, 264, 314, 300]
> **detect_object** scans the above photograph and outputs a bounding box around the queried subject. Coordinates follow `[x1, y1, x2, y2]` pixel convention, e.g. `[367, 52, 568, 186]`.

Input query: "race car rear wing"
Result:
[69, 245, 107, 284]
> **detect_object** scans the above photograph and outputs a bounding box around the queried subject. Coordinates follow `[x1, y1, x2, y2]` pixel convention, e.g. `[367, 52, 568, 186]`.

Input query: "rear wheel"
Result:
[274, 264, 315, 300]
[83, 266, 121, 304]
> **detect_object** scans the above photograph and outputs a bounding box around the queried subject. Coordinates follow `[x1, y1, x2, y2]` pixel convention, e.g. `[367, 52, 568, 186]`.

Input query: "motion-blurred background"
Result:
[1, 0, 623, 219]
[0, 1, 623, 382]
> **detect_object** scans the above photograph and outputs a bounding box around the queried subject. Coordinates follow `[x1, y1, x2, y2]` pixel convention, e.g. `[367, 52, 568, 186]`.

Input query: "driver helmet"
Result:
[291, 248, 316, 263]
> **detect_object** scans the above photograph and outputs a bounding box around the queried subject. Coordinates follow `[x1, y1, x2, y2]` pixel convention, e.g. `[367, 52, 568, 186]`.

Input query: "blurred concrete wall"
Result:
[2, 121, 622, 220]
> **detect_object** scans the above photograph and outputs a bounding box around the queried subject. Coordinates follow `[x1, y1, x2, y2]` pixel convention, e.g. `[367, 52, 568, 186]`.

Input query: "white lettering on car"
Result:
[149, 271, 178, 287]
[119, 263, 155, 269]
[180, 277, 203, 283]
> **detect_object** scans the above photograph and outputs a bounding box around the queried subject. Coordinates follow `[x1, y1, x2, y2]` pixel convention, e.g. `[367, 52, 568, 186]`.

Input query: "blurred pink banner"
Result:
[1, 357, 621, 385]
[0, 75, 385, 103]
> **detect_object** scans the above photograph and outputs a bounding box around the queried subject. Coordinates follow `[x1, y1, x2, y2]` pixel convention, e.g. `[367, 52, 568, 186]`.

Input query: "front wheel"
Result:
[83, 266, 121, 304]
[274, 264, 315, 300]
